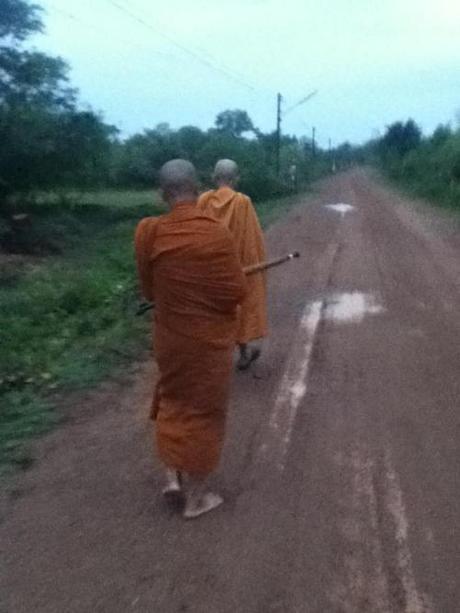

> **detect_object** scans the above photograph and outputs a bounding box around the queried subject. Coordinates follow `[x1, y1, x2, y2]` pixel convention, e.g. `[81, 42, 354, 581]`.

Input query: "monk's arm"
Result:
[231, 256, 248, 304]
[219, 229, 248, 305]
[244, 197, 266, 263]
[134, 218, 156, 302]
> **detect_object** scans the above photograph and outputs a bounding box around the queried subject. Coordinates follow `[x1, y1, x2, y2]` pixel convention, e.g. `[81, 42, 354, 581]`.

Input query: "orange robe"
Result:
[135, 202, 247, 477]
[198, 187, 268, 344]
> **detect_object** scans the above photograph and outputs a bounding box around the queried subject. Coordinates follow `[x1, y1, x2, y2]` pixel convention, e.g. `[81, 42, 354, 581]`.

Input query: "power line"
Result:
[45, 2, 175, 61]
[44, 0, 273, 138]
[114, 0, 261, 90]
[46, 3, 80, 24]
[47, 2, 287, 106]
[105, 0, 257, 92]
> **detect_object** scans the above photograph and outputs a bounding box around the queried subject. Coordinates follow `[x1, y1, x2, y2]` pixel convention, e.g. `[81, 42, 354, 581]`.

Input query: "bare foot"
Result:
[162, 470, 184, 510]
[236, 344, 261, 371]
[183, 492, 224, 519]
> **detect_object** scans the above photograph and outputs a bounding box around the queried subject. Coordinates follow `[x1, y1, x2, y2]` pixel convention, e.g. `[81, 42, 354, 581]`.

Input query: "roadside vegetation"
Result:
[0, 0, 332, 472]
[0, 195, 159, 471]
[381, 122, 460, 210]
[0, 188, 313, 473]
[345, 119, 460, 212]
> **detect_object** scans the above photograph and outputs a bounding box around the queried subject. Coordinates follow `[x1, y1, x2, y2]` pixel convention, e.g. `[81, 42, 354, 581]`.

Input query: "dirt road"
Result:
[2, 169, 460, 612]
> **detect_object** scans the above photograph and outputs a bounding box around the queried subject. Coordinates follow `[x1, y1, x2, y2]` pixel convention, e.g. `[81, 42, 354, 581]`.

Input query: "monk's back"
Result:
[198, 187, 263, 262]
[138, 204, 246, 343]
[199, 188, 248, 242]
[197, 186, 268, 344]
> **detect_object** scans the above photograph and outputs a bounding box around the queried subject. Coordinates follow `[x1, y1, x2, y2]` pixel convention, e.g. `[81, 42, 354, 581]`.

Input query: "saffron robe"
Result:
[135, 202, 247, 476]
[198, 187, 268, 344]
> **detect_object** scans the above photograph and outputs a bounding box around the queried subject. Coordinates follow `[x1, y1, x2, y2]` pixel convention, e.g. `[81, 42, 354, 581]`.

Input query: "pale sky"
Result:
[34, 0, 460, 146]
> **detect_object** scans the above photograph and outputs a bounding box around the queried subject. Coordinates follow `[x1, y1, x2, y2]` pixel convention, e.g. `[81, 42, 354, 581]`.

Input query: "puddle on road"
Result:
[325, 292, 385, 323]
[325, 203, 355, 217]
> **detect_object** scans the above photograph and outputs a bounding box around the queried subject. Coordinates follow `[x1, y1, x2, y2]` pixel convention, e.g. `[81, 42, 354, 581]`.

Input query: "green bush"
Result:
[0, 197, 160, 471]
[369, 120, 460, 211]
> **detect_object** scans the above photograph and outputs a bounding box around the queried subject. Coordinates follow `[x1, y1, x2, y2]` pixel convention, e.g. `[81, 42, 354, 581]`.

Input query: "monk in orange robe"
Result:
[198, 159, 268, 370]
[135, 159, 247, 519]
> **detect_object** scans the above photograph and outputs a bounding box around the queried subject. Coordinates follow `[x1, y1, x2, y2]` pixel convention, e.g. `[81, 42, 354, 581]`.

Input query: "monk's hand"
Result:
[136, 301, 154, 316]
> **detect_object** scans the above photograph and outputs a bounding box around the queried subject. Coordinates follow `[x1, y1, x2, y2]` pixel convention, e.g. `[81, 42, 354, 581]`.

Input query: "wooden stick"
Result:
[136, 251, 300, 315]
[243, 251, 300, 275]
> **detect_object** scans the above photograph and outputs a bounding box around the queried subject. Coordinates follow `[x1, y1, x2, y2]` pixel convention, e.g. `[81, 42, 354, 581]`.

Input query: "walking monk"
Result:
[135, 160, 247, 519]
[198, 159, 268, 370]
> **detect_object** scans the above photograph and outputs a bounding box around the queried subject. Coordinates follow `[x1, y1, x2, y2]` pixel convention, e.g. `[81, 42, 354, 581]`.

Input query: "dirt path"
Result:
[2, 169, 460, 612]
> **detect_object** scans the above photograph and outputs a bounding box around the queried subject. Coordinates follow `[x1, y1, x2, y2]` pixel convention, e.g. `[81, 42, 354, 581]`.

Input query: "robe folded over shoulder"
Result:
[198, 187, 268, 344]
[135, 203, 247, 476]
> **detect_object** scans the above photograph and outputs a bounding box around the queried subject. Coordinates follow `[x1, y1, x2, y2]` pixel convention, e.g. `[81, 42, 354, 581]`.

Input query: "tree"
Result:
[0, 0, 74, 109]
[0, 0, 42, 41]
[0, 0, 115, 202]
[0, 48, 75, 109]
[380, 120, 422, 158]
[177, 126, 206, 160]
[114, 126, 184, 187]
[215, 109, 255, 138]
[49, 111, 118, 187]
[431, 124, 452, 146]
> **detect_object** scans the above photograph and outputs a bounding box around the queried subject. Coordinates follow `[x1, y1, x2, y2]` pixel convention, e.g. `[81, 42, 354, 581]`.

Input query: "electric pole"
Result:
[275, 90, 317, 176]
[276, 93, 282, 176]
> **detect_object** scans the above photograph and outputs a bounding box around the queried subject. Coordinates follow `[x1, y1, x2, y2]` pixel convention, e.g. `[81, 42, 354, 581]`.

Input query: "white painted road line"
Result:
[325, 203, 355, 217]
[262, 287, 385, 471]
[265, 299, 324, 471]
[325, 291, 385, 323]
[383, 450, 433, 613]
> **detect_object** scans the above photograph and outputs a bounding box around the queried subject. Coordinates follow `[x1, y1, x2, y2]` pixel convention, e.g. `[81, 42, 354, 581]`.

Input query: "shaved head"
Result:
[159, 159, 198, 207]
[213, 159, 240, 187]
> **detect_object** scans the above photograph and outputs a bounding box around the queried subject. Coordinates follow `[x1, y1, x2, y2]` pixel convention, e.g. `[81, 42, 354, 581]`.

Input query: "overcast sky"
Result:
[34, 0, 460, 146]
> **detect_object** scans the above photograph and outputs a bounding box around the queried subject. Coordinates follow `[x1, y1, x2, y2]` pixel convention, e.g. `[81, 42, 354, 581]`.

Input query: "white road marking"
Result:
[265, 300, 324, 471]
[383, 450, 433, 613]
[325, 291, 385, 323]
[333, 449, 391, 612]
[325, 203, 355, 217]
[261, 291, 385, 470]
[332, 447, 433, 612]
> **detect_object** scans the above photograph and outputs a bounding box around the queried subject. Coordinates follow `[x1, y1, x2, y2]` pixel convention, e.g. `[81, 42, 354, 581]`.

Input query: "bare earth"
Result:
[1, 169, 460, 612]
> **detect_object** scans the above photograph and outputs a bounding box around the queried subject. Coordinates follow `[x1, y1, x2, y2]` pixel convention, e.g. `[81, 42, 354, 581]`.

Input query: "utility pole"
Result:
[276, 90, 317, 176]
[312, 126, 316, 158]
[329, 138, 336, 173]
[276, 93, 282, 176]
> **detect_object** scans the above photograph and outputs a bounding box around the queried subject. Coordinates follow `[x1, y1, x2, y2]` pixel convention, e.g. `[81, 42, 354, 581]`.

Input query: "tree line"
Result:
[0, 0, 329, 218]
[0, 0, 116, 201]
[343, 118, 460, 209]
[4, 0, 458, 221]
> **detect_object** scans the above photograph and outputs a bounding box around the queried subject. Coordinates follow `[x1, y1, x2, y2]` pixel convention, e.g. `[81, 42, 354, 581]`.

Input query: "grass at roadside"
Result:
[385, 175, 460, 213]
[256, 193, 304, 229]
[373, 169, 460, 235]
[33, 189, 157, 209]
[0, 189, 304, 473]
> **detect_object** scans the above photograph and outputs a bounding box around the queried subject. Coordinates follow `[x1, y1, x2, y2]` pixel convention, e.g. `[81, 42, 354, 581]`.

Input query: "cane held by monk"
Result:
[244, 251, 300, 275]
[136, 251, 301, 316]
